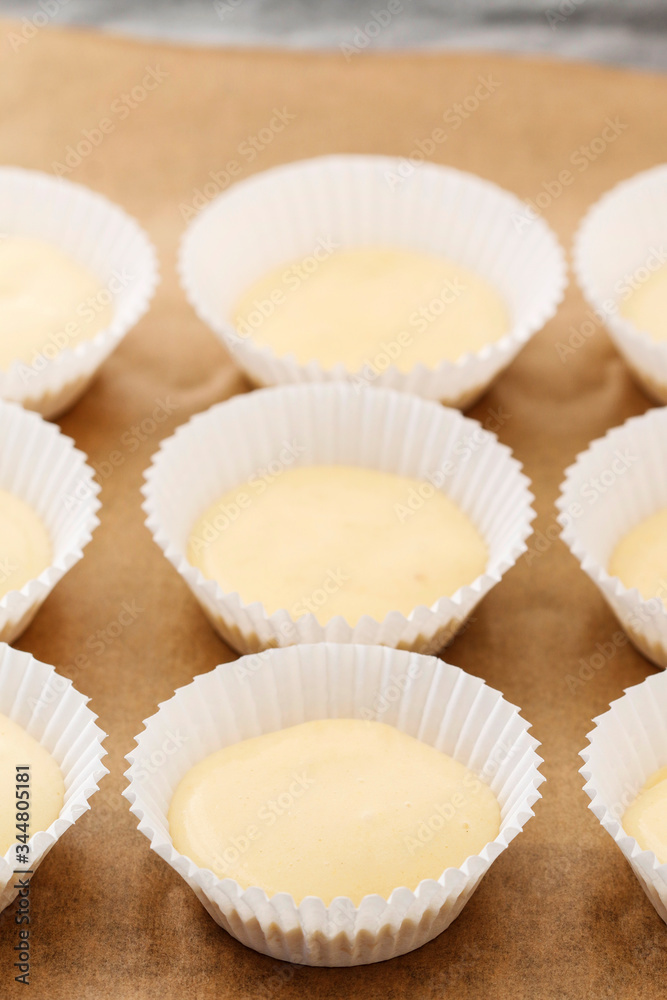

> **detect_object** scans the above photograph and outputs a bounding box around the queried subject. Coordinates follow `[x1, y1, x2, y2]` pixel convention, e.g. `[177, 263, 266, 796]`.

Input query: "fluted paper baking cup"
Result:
[143, 383, 535, 654]
[0, 166, 158, 418]
[0, 400, 100, 644]
[125, 643, 543, 965]
[580, 671, 667, 923]
[557, 406, 667, 669]
[179, 155, 566, 408]
[574, 164, 667, 404]
[0, 643, 107, 913]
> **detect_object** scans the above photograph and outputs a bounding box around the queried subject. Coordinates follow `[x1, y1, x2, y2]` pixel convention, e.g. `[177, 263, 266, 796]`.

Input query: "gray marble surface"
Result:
[3, 0, 667, 70]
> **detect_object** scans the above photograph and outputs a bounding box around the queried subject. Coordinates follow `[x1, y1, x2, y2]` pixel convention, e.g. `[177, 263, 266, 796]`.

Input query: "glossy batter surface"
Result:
[233, 246, 509, 370]
[169, 719, 501, 904]
[188, 465, 488, 624]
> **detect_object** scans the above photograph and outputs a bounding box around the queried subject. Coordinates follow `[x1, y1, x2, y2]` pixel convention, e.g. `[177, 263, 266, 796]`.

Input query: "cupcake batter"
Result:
[623, 766, 667, 865]
[233, 246, 509, 370]
[188, 465, 488, 624]
[169, 719, 501, 904]
[0, 489, 51, 600]
[0, 236, 114, 370]
[0, 712, 65, 854]
[608, 507, 667, 606]
[621, 266, 667, 342]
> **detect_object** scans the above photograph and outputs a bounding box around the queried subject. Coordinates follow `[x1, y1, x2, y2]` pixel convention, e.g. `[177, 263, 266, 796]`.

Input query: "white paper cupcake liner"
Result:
[179, 155, 566, 409]
[574, 164, 667, 404]
[143, 383, 535, 655]
[125, 642, 543, 965]
[580, 670, 667, 923]
[0, 400, 100, 644]
[0, 166, 158, 418]
[557, 406, 667, 669]
[0, 643, 107, 913]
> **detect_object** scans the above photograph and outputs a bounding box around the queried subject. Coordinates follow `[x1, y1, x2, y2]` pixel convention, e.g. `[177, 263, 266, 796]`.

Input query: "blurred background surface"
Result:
[2, 0, 667, 69]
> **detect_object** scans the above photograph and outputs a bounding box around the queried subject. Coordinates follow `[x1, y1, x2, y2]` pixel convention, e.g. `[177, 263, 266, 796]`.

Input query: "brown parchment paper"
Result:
[0, 18, 666, 999]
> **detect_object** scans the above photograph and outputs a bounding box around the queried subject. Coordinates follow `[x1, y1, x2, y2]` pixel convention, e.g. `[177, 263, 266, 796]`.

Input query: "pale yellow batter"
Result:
[233, 246, 509, 371]
[0, 712, 65, 855]
[188, 465, 488, 624]
[608, 508, 667, 606]
[0, 236, 114, 370]
[169, 719, 500, 904]
[623, 766, 667, 865]
[0, 489, 52, 600]
[620, 266, 667, 342]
